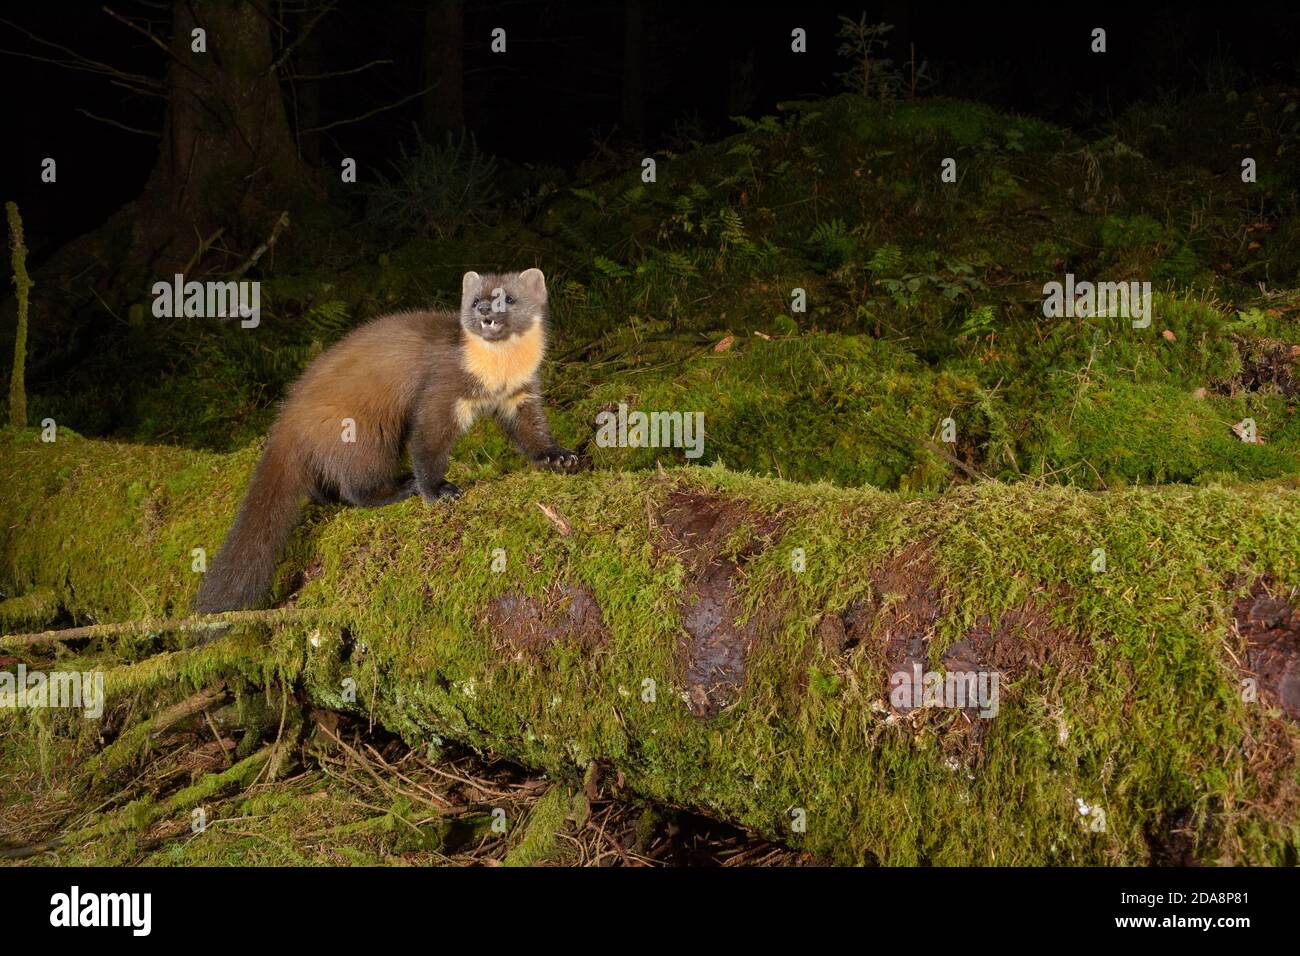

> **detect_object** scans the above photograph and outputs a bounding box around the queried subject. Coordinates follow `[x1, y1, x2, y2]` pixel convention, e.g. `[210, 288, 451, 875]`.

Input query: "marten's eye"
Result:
[505, 294, 515, 305]
[471, 298, 480, 307]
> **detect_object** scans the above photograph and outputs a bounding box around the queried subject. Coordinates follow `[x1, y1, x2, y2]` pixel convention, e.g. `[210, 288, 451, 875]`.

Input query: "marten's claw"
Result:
[431, 481, 462, 501]
[536, 449, 580, 473]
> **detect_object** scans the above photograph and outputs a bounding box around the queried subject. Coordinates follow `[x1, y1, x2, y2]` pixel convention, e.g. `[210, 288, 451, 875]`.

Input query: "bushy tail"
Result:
[193, 441, 308, 613]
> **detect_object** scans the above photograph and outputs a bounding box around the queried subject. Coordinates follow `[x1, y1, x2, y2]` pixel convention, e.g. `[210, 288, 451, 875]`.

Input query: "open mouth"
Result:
[478, 322, 508, 341]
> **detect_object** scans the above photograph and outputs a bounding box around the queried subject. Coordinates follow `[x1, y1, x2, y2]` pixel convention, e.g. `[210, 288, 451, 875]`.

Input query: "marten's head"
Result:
[460, 269, 548, 344]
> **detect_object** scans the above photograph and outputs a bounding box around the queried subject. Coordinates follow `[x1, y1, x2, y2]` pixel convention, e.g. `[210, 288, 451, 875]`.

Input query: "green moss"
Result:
[502, 785, 575, 866]
[5, 433, 1299, 864]
[74, 747, 271, 849]
[6, 81, 1300, 865]
[0, 586, 58, 629]
[22, 82, 1300, 460]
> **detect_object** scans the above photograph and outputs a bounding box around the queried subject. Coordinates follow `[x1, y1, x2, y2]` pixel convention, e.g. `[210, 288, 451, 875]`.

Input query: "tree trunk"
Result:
[132, 0, 310, 274]
[2, 430, 1299, 864]
[621, 0, 646, 144]
[421, 0, 465, 139]
[291, 7, 324, 168]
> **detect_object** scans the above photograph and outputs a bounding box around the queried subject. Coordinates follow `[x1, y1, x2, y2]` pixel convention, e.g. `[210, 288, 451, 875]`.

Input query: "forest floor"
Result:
[1, 707, 808, 866]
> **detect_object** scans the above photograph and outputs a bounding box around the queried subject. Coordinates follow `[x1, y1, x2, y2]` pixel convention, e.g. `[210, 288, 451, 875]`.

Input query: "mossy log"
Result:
[2, 427, 1299, 864]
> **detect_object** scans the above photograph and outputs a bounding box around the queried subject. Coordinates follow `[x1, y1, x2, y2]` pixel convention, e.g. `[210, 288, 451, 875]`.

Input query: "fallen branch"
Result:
[535, 502, 573, 536]
[181, 225, 226, 276]
[229, 211, 289, 279]
[877, 422, 992, 482]
[89, 682, 229, 777]
[0, 607, 326, 648]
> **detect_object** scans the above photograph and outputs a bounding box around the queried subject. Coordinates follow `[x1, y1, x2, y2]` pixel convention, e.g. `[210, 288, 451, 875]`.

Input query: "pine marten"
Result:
[193, 268, 578, 614]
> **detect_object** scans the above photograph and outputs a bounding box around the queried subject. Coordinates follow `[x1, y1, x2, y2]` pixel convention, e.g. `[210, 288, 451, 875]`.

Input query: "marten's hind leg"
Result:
[309, 479, 340, 505]
[338, 475, 418, 508]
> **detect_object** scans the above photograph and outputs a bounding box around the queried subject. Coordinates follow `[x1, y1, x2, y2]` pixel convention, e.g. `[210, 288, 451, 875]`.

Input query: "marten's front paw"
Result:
[534, 448, 580, 473]
[423, 481, 462, 502]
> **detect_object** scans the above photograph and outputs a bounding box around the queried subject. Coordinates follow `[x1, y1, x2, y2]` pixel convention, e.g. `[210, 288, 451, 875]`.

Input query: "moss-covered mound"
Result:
[11, 91, 1300, 495]
[3, 427, 1298, 864]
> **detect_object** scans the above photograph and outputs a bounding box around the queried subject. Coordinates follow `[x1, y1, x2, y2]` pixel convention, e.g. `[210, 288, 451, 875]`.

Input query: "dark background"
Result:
[5, 0, 1299, 258]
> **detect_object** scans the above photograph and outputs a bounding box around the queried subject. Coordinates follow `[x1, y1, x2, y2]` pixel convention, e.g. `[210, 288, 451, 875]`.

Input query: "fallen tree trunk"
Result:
[2, 427, 1299, 864]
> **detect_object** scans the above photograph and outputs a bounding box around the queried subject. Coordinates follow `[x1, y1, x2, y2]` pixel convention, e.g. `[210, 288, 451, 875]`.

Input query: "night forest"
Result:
[2, 1, 1300, 873]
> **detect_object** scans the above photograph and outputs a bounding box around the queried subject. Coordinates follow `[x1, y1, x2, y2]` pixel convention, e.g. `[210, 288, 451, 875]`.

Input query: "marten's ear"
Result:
[461, 271, 481, 307]
[518, 268, 547, 301]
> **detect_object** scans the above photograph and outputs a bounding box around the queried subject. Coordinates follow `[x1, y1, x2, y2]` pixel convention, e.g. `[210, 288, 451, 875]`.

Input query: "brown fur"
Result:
[193, 269, 577, 614]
